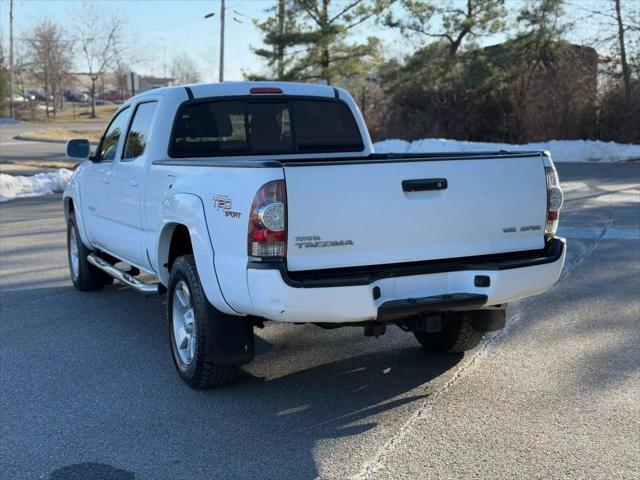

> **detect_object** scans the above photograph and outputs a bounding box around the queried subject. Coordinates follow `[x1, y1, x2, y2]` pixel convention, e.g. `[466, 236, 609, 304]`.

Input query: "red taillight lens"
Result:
[545, 166, 563, 236]
[250, 87, 283, 94]
[248, 180, 287, 259]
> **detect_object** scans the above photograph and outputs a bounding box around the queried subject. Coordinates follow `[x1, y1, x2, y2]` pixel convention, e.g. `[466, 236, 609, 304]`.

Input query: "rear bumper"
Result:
[246, 237, 566, 323]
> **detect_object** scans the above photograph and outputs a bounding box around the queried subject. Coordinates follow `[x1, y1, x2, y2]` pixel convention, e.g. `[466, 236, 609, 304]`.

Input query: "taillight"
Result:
[248, 180, 287, 259]
[545, 166, 563, 236]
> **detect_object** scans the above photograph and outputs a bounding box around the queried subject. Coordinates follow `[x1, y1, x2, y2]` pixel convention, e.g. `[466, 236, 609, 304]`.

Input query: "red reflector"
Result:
[250, 87, 283, 94]
[547, 210, 559, 221]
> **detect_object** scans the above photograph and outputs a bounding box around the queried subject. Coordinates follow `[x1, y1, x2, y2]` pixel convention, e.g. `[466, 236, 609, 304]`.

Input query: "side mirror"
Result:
[65, 139, 92, 160]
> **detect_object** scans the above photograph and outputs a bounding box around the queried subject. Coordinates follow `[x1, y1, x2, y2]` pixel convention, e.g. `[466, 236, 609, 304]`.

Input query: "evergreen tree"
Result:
[385, 0, 507, 58]
[0, 45, 8, 110]
[252, 0, 303, 80]
[250, 0, 390, 84]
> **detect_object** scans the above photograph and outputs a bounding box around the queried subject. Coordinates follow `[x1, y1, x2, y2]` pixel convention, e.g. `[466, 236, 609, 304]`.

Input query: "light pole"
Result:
[160, 37, 167, 85]
[204, 0, 225, 82]
[9, 0, 15, 118]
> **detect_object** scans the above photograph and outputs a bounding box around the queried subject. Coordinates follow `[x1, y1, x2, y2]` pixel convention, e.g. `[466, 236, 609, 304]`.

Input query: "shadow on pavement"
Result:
[49, 462, 136, 480]
[0, 284, 462, 480]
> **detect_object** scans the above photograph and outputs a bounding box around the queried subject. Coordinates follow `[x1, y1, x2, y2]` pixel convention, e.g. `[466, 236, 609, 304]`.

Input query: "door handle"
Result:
[402, 178, 448, 192]
[130, 179, 139, 187]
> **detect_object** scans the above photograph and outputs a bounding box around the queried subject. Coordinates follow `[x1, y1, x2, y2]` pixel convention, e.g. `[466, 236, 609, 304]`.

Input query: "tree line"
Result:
[1, 0, 638, 143]
[248, 0, 639, 144]
[0, 2, 201, 119]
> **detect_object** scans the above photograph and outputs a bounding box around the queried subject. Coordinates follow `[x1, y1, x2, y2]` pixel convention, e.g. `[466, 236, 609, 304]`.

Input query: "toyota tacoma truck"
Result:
[63, 81, 566, 388]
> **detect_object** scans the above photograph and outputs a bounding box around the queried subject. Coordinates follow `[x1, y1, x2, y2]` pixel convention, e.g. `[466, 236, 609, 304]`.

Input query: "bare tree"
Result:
[614, 0, 631, 99]
[171, 53, 201, 84]
[25, 20, 72, 117]
[74, 2, 122, 118]
[569, 0, 639, 98]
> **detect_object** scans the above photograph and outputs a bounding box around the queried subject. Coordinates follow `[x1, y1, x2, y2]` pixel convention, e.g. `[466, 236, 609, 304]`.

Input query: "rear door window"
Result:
[122, 101, 158, 161]
[98, 107, 130, 162]
[169, 97, 363, 158]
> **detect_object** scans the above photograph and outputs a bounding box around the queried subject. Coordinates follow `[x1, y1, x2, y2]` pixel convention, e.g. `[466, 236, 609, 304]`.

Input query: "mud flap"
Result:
[472, 309, 506, 332]
[204, 303, 256, 366]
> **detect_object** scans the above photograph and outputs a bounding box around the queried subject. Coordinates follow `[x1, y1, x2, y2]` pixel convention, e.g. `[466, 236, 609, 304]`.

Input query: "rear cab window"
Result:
[169, 97, 363, 158]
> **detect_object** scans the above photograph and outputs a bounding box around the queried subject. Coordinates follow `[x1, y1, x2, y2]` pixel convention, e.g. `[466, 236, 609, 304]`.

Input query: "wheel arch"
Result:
[157, 222, 193, 285]
[63, 182, 91, 249]
[156, 193, 240, 316]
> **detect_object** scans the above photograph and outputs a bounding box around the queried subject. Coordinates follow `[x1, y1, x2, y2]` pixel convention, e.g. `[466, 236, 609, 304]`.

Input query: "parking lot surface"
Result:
[1, 155, 638, 479]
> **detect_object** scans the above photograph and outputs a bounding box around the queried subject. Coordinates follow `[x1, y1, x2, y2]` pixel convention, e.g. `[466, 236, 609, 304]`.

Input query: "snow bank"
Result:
[0, 169, 73, 203]
[373, 138, 640, 163]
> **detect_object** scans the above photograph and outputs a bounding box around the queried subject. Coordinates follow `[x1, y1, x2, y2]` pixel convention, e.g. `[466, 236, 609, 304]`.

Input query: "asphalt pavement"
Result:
[0, 121, 101, 169]
[0, 135, 638, 479]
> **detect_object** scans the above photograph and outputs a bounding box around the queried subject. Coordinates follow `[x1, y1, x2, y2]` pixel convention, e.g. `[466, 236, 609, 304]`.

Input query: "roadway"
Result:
[0, 134, 638, 479]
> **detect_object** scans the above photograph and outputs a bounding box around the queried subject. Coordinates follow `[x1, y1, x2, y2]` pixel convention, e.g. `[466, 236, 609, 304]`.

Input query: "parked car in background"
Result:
[64, 90, 90, 102]
[26, 90, 52, 102]
[21, 91, 37, 102]
[99, 90, 127, 103]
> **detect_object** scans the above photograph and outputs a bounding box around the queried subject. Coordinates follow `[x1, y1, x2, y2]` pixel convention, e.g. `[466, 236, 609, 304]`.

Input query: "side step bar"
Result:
[87, 253, 159, 294]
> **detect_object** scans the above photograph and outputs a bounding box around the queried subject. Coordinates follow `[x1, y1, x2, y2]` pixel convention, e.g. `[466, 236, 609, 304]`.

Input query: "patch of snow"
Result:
[0, 169, 73, 203]
[0, 117, 20, 125]
[373, 138, 640, 163]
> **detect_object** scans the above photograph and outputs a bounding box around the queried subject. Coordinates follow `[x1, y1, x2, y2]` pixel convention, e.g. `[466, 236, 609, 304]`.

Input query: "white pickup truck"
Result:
[63, 81, 566, 388]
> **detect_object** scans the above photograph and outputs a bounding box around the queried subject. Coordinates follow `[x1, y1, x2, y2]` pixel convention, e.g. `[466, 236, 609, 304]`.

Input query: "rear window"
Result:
[169, 97, 363, 157]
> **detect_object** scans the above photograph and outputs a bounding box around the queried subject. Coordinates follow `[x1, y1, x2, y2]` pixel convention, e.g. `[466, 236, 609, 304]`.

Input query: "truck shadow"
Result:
[1, 284, 462, 480]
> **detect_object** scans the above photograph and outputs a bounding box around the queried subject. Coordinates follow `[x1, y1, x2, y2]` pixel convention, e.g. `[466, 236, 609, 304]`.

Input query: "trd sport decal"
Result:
[213, 194, 241, 219]
[294, 236, 354, 249]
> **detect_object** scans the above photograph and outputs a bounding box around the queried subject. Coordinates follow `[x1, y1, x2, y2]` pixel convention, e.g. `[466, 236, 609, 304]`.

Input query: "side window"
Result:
[122, 102, 158, 161]
[98, 107, 130, 162]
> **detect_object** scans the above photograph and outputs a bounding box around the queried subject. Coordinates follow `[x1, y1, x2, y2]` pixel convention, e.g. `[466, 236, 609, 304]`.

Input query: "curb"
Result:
[13, 135, 98, 145]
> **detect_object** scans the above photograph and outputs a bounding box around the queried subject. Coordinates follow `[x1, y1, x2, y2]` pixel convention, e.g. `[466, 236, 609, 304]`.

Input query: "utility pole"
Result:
[161, 37, 167, 85]
[9, 0, 15, 118]
[276, 0, 285, 79]
[219, 0, 225, 82]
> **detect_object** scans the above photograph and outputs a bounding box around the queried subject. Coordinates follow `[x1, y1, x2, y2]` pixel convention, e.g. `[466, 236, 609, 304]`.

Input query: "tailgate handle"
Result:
[402, 178, 448, 192]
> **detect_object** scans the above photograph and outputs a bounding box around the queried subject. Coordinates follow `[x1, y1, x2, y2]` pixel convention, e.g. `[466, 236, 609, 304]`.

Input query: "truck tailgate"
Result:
[284, 155, 547, 271]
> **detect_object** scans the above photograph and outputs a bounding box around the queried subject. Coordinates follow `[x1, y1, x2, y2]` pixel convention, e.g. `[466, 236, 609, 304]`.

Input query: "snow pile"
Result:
[373, 138, 640, 163]
[0, 169, 73, 203]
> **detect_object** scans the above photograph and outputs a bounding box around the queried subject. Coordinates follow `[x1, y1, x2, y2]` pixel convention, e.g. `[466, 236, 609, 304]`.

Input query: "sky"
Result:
[0, 0, 621, 83]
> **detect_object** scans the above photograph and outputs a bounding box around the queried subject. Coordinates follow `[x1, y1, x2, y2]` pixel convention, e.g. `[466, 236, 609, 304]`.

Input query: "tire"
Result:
[67, 212, 110, 291]
[168, 255, 250, 389]
[414, 312, 483, 354]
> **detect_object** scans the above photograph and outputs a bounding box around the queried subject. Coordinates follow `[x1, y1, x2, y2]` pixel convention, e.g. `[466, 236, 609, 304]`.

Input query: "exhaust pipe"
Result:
[87, 253, 159, 295]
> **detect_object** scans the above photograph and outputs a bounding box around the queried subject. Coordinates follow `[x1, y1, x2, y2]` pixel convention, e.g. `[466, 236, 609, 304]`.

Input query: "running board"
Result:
[87, 253, 159, 294]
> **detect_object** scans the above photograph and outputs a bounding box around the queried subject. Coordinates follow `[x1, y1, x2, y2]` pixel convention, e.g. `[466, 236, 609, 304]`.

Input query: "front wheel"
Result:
[67, 213, 110, 291]
[414, 312, 483, 353]
[168, 255, 254, 389]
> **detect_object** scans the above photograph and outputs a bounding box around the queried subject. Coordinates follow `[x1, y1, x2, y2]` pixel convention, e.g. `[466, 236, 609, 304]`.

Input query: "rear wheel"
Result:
[414, 312, 483, 353]
[67, 213, 110, 291]
[168, 255, 251, 388]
